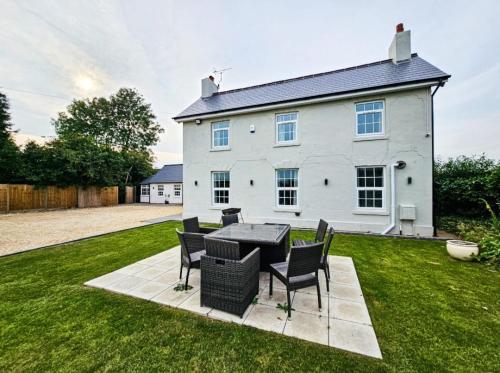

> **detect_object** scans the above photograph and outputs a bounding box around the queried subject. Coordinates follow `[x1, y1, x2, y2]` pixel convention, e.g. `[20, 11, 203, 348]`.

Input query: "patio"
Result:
[85, 245, 382, 359]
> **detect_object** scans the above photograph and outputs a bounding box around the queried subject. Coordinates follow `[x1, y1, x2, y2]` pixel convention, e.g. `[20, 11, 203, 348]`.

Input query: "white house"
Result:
[173, 24, 450, 237]
[140, 164, 183, 204]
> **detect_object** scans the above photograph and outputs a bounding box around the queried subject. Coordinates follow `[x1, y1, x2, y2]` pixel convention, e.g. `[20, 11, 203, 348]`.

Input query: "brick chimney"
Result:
[201, 75, 218, 98]
[389, 23, 411, 63]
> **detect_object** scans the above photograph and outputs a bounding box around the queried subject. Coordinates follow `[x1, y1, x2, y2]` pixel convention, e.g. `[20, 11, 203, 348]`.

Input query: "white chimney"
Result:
[201, 75, 218, 98]
[389, 23, 411, 64]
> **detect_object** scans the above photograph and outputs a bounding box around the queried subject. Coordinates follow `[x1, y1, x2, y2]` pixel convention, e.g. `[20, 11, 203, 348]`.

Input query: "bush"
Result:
[434, 155, 499, 218]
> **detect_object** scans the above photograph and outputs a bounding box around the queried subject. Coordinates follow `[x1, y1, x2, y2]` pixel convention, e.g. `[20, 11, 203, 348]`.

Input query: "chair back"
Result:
[204, 237, 240, 260]
[322, 227, 335, 264]
[222, 213, 239, 227]
[176, 229, 205, 265]
[315, 219, 328, 242]
[183, 217, 200, 233]
[287, 242, 323, 278]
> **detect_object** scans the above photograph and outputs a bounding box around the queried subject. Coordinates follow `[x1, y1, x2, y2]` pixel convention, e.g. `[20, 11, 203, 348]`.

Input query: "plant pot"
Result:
[446, 240, 479, 261]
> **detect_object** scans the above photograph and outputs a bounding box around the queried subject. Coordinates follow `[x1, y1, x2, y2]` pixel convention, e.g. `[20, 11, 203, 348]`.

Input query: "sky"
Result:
[1, 0, 499, 166]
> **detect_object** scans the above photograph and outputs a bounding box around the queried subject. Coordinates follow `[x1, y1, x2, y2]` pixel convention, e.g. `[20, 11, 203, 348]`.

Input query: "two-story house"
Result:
[173, 24, 450, 237]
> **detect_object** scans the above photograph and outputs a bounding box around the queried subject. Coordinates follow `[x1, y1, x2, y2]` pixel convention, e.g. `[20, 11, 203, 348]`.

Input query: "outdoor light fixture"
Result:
[324, 178, 328, 186]
[194, 180, 198, 186]
[195, 119, 202, 125]
[250, 179, 254, 186]
[407, 177, 412, 185]
[295, 212, 301, 217]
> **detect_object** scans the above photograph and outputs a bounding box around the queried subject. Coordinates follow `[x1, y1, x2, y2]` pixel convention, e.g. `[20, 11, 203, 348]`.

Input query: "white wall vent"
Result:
[399, 205, 416, 220]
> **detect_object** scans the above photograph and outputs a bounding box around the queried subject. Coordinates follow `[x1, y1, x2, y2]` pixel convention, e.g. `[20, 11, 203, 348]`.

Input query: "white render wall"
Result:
[182, 88, 433, 236]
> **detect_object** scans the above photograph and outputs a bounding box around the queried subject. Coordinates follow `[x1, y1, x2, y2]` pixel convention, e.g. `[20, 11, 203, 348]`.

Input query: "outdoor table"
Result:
[206, 223, 290, 271]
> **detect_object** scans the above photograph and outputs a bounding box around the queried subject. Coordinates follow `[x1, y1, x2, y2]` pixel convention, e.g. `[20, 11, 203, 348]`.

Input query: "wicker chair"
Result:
[221, 213, 239, 227]
[221, 207, 244, 223]
[201, 237, 260, 317]
[269, 242, 323, 318]
[176, 229, 206, 288]
[293, 219, 328, 246]
[183, 216, 218, 234]
[321, 227, 335, 291]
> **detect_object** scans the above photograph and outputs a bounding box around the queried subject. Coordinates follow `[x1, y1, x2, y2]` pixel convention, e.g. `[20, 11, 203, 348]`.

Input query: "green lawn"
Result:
[0, 222, 498, 372]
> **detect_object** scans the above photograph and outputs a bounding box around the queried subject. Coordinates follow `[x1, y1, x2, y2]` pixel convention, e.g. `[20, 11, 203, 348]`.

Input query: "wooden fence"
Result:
[124, 186, 135, 204]
[0, 184, 119, 212]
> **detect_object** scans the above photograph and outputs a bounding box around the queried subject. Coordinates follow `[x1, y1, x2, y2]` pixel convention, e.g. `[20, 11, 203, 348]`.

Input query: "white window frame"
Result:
[157, 184, 164, 197]
[276, 169, 299, 208]
[212, 171, 230, 206]
[355, 101, 385, 137]
[355, 166, 385, 210]
[174, 184, 181, 197]
[141, 185, 149, 196]
[211, 120, 230, 149]
[275, 112, 298, 144]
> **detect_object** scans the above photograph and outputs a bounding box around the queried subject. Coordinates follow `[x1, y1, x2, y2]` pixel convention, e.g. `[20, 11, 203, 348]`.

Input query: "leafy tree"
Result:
[53, 88, 163, 151]
[435, 155, 499, 218]
[0, 91, 23, 183]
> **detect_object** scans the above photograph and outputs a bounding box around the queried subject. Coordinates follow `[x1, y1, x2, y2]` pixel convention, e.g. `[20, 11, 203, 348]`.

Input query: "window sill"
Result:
[210, 206, 229, 210]
[274, 207, 301, 213]
[353, 135, 388, 142]
[210, 147, 231, 152]
[352, 209, 389, 216]
[273, 142, 301, 148]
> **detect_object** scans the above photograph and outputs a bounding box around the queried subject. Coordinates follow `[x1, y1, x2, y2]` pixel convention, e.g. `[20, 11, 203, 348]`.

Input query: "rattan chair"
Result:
[200, 237, 260, 317]
[221, 213, 239, 227]
[321, 227, 334, 291]
[293, 219, 328, 246]
[269, 242, 323, 318]
[183, 216, 218, 234]
[176, 229, 206, 288]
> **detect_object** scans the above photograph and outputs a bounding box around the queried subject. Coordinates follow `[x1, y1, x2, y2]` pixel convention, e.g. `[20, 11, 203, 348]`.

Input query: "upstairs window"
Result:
[157, 185, 164, 196]
[212, 120, 230, 148]
[212, 171, 230, 205]
[276, 169, 299, 207]
[174, 184, 181, 197]
[356, 167, 384, 209]
[356, 101, 384, 136]
[276, 112, 298, 143]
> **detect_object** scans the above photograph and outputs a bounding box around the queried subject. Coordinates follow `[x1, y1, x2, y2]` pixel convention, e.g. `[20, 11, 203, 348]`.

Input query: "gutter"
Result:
[173, 79, 449, 122]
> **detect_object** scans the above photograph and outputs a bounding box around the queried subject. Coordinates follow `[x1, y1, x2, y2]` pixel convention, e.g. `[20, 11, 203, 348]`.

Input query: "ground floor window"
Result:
[174, 184, 181, 197]
[212, 171, 230, 205]
[141, 185, 149, 196]
[356, 166, 384, 208]
[276, 169, 298, 207]
[157, 185, 164, 196]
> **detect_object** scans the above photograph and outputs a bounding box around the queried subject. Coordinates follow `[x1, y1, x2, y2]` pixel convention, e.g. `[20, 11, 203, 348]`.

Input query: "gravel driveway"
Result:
[0, 204, 182, 257]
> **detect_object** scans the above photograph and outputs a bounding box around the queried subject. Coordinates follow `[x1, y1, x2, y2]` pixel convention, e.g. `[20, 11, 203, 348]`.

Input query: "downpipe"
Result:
[382, 160, 406, 235]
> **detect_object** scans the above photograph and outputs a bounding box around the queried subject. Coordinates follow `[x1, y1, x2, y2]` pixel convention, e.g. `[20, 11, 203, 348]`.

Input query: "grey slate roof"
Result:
[173, 54, 450, 120]
[140, 164, 183, 184]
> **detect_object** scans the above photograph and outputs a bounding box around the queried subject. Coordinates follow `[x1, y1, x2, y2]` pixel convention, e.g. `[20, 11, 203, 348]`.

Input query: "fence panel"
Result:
[124, 186, 135, 204]
[77, 186, 118, 208]
[0, 184, 8, 212]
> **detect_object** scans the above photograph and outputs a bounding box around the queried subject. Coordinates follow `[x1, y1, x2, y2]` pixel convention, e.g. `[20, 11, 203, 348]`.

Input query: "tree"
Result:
[0, 91, 23, 183]
[53, 88, 163, 151]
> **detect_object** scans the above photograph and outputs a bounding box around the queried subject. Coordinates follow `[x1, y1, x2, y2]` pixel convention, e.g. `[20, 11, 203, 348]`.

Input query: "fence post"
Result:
[6, 185, 10, 213]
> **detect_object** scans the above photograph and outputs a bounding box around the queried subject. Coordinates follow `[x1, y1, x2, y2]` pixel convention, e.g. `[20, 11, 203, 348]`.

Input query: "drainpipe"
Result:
[382, 161, 406, 235]
[431, 81, 444, 236]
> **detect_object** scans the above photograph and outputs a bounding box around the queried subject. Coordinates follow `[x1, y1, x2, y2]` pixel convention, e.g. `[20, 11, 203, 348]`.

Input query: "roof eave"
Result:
[172, 77, 449, 122]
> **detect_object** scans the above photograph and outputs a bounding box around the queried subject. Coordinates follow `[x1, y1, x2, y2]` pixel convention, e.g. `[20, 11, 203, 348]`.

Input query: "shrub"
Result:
[434, 155, 499, 218]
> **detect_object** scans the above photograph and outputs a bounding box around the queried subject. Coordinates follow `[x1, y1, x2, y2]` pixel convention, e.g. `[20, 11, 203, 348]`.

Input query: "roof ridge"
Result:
[214, 53, 419, 96]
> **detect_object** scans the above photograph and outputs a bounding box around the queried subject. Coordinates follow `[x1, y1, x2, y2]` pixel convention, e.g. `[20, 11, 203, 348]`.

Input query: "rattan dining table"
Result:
[206, 223, 290, 271]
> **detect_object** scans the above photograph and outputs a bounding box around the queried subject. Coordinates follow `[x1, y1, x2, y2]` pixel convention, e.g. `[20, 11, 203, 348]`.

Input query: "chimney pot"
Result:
[396, 23, 404, 33]
[209, 75, 214, 81]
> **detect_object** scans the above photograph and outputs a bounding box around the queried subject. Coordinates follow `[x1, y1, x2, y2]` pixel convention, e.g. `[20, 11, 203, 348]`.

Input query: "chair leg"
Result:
[286, 289, 292, 318]
[326, 262, 331, 280]
[179, 264, 183, 279]
[324, 268, 330, 292]
[185, 266, 191, 288]
[269, 272, 273, 296]
[316, 280, 322, 309]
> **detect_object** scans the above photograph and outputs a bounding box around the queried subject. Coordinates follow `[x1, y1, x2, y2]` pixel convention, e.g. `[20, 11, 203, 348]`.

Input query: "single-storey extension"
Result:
[140, 164, 183, 204]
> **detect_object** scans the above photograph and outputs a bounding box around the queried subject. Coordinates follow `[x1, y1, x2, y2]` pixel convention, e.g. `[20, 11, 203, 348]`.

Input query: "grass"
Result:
[0, 221, 499, 372]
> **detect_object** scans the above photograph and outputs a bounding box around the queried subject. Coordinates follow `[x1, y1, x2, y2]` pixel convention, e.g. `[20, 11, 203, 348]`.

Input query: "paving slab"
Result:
[86, 251, 381, 359]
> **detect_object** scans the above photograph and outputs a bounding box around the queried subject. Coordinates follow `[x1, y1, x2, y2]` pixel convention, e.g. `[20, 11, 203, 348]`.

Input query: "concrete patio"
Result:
[85, 246, 382, 359]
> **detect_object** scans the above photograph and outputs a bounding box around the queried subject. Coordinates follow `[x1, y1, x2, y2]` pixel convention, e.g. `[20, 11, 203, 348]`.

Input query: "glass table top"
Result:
[207, 223, 290, 244]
